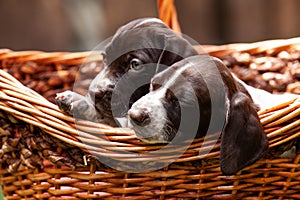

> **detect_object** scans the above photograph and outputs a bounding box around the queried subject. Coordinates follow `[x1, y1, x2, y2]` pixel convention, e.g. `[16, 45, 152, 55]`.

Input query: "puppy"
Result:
[56, 18, 198, 125]
[128, 55, 269, 175]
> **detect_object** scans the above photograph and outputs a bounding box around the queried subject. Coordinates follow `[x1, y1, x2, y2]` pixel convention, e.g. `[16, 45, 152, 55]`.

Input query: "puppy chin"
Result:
[115, 117, 129, 127]
[136, 134, 170, 144]
[128, 119, 169, 144]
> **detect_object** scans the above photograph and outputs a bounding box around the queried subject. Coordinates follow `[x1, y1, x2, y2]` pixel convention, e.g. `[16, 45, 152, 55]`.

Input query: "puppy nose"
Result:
[128, 108, 151, 126]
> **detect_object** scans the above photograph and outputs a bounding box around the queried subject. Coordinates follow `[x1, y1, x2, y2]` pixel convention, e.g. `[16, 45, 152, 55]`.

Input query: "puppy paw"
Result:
[56, 91, 97, 120]
[55, 90, 76, 114]
[71, 99, 97, 121]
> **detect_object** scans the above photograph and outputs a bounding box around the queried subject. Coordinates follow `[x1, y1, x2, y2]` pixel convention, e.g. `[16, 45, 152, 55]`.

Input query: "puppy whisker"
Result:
[155, 45, 166, 74]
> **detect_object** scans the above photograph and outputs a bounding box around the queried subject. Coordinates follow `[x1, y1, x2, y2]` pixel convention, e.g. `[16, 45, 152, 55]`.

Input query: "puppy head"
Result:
[128, 56, 210, 143]
[128, 91, 173, 143]
[88, 18, 198, 121]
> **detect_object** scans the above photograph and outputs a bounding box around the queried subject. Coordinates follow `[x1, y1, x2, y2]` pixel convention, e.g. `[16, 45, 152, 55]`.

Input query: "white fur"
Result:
[129, 92, 167, 143]
[163, 62, 193, 90]
[129, 62, 198, 142]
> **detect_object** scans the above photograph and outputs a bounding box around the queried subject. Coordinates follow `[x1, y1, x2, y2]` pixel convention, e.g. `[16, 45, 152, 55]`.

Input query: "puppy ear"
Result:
[162, 34, 199, 59]
[220, 92, 268, 175]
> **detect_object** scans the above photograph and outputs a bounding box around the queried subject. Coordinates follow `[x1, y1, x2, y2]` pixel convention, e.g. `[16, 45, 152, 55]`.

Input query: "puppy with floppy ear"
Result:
[128, 55, 268, 175]
[56, 18, 199, 125]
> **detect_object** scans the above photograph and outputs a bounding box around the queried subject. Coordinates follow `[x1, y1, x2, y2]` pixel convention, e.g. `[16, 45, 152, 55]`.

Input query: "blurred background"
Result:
[0, 0, 299, 52]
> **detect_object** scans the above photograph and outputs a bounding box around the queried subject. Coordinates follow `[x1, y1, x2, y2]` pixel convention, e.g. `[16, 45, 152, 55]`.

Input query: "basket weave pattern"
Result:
[0, 39, 300, 199]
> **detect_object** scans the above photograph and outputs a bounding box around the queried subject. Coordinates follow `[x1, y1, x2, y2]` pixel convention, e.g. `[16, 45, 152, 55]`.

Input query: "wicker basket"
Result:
[0, 37, 300, 199]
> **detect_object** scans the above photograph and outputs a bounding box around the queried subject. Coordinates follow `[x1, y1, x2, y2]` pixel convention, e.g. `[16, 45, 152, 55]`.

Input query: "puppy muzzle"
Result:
[128, 94, 169, 143]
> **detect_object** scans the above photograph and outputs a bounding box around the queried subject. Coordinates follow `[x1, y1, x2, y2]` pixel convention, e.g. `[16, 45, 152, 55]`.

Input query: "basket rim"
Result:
[0, 36, 300, 64]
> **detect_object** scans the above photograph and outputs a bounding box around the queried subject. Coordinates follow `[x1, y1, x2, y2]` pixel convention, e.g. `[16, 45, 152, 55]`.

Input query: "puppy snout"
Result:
[128, 108, 151, 126]
[89, 79, 115, 100]
[89, 88, 106, 100]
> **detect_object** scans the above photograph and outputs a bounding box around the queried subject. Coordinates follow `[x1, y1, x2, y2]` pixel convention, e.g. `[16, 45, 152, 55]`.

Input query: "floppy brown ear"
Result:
[162, 34, 199, 59]
[220, 92, 268, 175]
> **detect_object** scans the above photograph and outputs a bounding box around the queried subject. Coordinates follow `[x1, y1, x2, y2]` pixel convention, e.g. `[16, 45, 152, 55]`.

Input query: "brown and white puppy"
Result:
[128, 55, 269, 175]
[56, 18, 198, 125]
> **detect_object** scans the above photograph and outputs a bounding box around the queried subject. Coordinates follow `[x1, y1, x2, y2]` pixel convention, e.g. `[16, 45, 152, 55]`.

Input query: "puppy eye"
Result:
[130, 58, 143, 70]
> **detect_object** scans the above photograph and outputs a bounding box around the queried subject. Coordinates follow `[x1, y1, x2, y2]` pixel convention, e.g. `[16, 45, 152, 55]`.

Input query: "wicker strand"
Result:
[280, 154, 300, 200]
